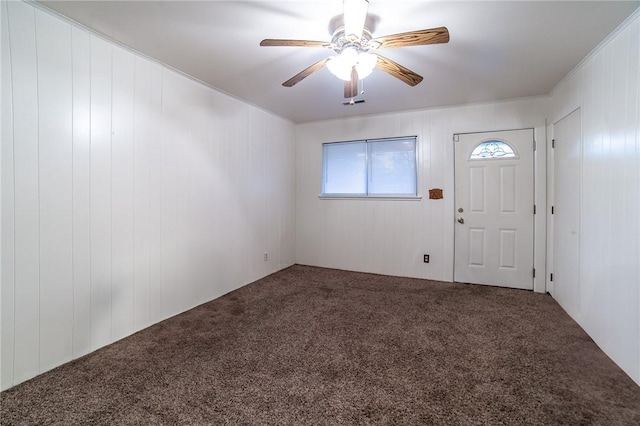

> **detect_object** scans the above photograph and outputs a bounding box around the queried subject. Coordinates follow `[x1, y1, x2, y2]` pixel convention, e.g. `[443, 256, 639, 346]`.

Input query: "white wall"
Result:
[296, 97, 548, 290]
[549, 12, 640, 385]
[1, 1, 296, 390]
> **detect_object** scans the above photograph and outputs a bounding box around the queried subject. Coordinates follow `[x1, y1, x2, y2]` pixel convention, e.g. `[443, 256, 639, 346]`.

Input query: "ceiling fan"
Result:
[260, 0, 449, 99]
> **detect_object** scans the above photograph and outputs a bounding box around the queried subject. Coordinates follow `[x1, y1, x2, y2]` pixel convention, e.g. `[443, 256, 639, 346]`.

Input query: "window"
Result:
[469, 139, 517, 160]
[322, 136, 417, 197]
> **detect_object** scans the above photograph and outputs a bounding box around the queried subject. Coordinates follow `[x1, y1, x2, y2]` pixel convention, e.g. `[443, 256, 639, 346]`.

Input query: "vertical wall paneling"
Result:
[159, 70, 179, 319]
[191, 79, 213, 303]
[172, 75, 189, 311]
[2, 1, 306, 390]
[605, 29, 629, 372]
[132, 56, 152, 331]
[636, 18, 640, 386]
[8, 0, 41, 383]
[71, 27, 92, 358]
[35, 8, 74, 372]
[3, 3, 296, 390]
[173, 76, 193, 308]
[147, 63, 163, 325]
[550, 13, 640, 385]
[208, 92, 224, 292]
[202, 91, 216, 299]
[89, 36, 113, 351]
[182, 78, 204, 308]
[1, 0, 16, 389]
[110, 46, 135, 341]
[637, 20, 640, 386]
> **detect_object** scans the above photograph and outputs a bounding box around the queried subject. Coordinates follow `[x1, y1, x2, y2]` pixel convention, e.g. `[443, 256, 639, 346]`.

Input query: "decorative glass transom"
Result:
[470, 140, 517, 160]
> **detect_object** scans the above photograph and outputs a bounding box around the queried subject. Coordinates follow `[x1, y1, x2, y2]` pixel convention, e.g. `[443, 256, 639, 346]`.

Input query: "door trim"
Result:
[546, 107, 582, 298]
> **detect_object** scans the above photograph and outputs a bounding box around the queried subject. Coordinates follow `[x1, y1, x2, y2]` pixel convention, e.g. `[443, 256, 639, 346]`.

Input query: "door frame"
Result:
[452, 126, 548, 293]
[546, 107, 582, 299]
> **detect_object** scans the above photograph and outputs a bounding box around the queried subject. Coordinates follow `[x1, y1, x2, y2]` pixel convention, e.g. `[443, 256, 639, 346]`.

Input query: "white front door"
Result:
[454, 129, 535, 290]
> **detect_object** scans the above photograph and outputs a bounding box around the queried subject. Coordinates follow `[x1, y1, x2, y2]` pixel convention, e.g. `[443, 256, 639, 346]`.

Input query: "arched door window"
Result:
[469, 139, 518, 160]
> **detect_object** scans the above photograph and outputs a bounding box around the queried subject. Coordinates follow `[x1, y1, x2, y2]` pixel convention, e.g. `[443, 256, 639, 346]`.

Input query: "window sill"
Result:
[318, 195, 423, 201]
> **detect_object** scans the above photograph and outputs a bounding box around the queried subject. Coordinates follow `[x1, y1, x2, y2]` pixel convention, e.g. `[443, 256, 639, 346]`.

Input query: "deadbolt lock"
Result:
[457, 207, 464, 213]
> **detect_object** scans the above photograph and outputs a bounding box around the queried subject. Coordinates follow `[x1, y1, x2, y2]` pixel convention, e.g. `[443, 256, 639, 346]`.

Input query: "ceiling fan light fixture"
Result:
[327, 48, 377, 81]
[327, 47, 357, 81]
[355, 52, 377, 79]
[261, 4, 449, 89]
[343, 0, 369, 39]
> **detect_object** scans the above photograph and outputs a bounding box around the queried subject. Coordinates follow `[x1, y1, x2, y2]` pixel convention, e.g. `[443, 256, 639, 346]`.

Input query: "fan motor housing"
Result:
[331, 27, 376, 54]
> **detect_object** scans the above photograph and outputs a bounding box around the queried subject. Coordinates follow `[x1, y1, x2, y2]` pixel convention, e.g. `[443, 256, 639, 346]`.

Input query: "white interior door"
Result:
[454, 129, 534, 289]
[552, 109, 581, 318]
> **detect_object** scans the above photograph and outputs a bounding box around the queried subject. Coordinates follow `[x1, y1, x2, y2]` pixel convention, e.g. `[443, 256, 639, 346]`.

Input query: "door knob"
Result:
[457, 217, 464, 224]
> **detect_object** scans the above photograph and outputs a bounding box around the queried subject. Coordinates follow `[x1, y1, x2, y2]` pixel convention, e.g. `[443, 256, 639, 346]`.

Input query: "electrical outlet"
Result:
[423, 254, 430, 263]
[264, 252, 268, 261]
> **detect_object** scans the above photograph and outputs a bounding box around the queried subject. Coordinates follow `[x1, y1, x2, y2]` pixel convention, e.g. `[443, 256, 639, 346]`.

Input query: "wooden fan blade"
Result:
[260, 39, 332, 48]
[344, 67, 359, 98]
[375, 54, 423, 86]
[370, 27, 449, 49]
[283, 58, 329, 87]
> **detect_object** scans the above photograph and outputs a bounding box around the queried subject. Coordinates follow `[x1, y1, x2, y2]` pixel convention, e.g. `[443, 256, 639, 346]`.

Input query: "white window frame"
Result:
[320, 136, 421, 200]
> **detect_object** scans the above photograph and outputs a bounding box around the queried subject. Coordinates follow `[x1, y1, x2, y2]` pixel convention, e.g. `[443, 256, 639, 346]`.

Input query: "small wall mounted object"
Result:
[429, 188, 443, 199]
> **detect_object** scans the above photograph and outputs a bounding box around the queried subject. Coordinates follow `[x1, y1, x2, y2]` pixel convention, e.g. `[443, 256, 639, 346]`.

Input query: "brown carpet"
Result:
[2, 265, 639, 425]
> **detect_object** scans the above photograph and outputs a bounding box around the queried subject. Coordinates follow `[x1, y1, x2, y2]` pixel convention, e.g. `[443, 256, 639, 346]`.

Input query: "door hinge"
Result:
[552, 139, 555, 148]
[551, 206, 555, 214]
[453, 134, 459, 142]
[533, 268, 536, 278]
[533, 205, 537, 214]
[550, 273, 554, 282]
[533, 140, 537, 150]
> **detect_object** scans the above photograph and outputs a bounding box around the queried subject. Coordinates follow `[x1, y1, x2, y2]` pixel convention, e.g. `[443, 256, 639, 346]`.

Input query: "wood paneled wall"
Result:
[549, 11, 640, 386]
[1, 1, 296, 390]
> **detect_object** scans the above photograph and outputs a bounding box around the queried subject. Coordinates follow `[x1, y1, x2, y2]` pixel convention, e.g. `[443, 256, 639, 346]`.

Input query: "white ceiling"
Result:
[37, 1, 639, 123]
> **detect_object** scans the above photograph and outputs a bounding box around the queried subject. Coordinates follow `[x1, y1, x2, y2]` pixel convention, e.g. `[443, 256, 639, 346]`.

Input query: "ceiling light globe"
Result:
[327, 47, 359, 81]
[355, 52, 377, 79]
[341, 46, 358, 63]
[327, 48, 377, 82]
[327, 58, 352, 81]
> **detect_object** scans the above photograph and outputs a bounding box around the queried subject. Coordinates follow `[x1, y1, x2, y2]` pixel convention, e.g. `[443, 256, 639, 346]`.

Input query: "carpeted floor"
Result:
[2, 265, 640, 425]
